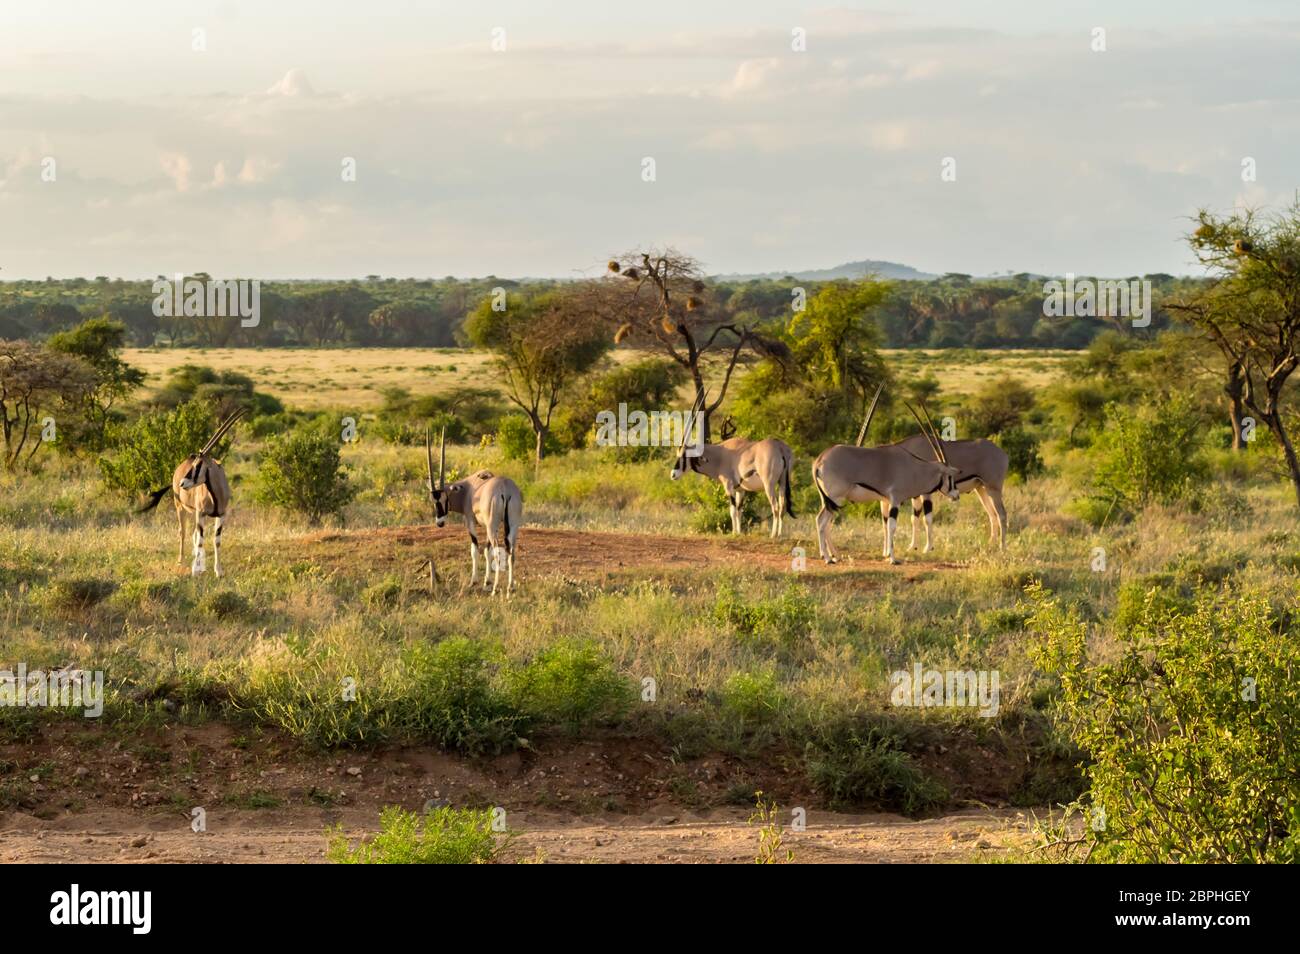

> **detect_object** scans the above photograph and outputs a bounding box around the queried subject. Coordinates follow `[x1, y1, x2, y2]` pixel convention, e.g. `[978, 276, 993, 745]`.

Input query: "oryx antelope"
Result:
[811, 404, 963, 565]
[137, 407, 245, 577]
[670, 394, 795, 537]
[426, 427, 523, 595]
[896, 434, 1009, 551]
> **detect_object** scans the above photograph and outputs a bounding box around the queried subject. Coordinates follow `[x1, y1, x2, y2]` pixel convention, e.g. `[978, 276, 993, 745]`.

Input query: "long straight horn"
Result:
[438, 426, 447, 487]
[199, 406, 246, 457]
[425, 426, 435, 491]
[680, 391, 705, 451]
[905, 402, 943, 462]
[918, 400, 947, 465]
[856, 383, 884, 447]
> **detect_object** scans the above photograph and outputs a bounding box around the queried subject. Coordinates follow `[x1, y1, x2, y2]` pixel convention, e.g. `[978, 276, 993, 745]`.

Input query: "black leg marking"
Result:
[888, 506, 899, 520]
[923, 499, 933, 515]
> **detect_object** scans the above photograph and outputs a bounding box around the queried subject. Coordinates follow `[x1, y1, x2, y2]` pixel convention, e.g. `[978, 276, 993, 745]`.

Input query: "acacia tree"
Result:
[465, 288, 609, 462]
[47, 316, 145, 450]
[1173, 203, 1300, 503]
[596, 248, 787, 439]
[0, 340, 94, 469]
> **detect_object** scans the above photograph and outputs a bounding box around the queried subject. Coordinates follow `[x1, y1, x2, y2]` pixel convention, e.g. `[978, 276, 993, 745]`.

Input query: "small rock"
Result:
[346, 767, 362, 777]
[130, 836, 148, 848]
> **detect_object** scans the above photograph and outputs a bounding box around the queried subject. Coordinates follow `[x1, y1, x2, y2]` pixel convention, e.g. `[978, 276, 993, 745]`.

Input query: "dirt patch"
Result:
[292, 525, 962, 589]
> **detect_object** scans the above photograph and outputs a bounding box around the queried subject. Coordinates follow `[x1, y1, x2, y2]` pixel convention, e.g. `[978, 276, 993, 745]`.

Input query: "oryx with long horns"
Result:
[897, 433, 1009, 552]
[670, 392, 795, 537]
[811, 401, 963, 564]
[137, 406, 245, 577]
[426, 426, 523, 595]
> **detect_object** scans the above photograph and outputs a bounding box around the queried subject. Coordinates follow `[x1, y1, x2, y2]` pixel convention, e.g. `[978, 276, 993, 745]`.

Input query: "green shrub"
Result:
[495, 415, 562, 462]
[804, 722, 947, 814]
[361, 577, 402, 610]
[674, 478, 762, 534]
[554, 358, 688, 455]
[327, 806, 501, 864]
[99, 400, 225, 497]
[1063, 496, 1121, 529]
[1084, 396, 1208, 516]
[721, 669, 786, 726]
[992, 426, 1044, 480]
[507, 638, 633, 730]
[397, 638, 524, 754]
[1028, 584, 1300, 862]
[255, 428, 356, 524]
[1112, 574, 1192, 633]
[713, 581, 814, 650]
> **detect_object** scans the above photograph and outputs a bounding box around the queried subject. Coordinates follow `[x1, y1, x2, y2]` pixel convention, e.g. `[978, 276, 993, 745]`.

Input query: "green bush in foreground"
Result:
[397, 637, 525, 754]
[1029, 583, 1300, 863]
[804, 722, 947, 814]
[507, 638, 633, 731]
[328, 806, 501, 864]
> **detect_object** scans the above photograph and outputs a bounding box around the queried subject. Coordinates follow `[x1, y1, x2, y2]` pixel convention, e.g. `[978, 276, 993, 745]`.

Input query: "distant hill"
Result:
[715, 259, 938, 282]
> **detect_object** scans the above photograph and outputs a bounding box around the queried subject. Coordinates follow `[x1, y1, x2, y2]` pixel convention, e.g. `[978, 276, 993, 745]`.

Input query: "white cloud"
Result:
[1, 13, 1298, 279]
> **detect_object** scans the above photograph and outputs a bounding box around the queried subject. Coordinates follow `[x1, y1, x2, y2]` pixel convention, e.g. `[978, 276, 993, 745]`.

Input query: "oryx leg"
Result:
[505, 540, 515, 595]
[884, 501, 900, 565]
[191, 516, 207, 575]
[212, 516, 223, 578]
[914, 497, 933, 553]
[730, 487, 745, 535]
[763, 479, 781, 539]
[176, 504, 187, 564]
[974, 484, 1007, 550]
[880, 501, 891, 556]
[468, 533, 479, 584]
[480, 542, 494, 590]
[816, 506, 837, 564]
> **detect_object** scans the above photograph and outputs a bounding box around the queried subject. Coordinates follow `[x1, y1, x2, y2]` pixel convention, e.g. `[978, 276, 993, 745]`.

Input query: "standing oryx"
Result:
[670, 393, 795, 537]
[426, 426, 523, 595]
[897, 434, 1009, 551]
[137, 407, 245, 577]
[811, 404, 963, 564]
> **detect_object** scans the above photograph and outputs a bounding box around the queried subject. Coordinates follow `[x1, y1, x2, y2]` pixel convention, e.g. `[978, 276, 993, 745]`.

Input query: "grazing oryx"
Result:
[426, 426, 523, 595]
[670, 393, 795, 537]
[811, 404, 963, 565]
[897, 434, 1009, 551]
[138, 407, 245, 577]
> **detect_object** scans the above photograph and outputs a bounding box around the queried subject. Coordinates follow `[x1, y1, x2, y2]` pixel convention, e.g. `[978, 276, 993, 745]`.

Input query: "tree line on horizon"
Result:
[0, 270, 1199, 352]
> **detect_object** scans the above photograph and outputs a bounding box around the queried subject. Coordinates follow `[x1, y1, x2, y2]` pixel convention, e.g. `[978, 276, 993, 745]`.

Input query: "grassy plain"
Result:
[2, 346, 1293, 860]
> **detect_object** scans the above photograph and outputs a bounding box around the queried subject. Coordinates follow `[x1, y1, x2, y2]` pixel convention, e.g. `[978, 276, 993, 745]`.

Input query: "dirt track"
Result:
[0, 807, 1034, 864]
[0, 721, 1043, 864]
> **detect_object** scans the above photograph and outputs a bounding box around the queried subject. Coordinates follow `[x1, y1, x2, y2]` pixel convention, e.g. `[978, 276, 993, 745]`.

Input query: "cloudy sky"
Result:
[1, 1, 1297, 279]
